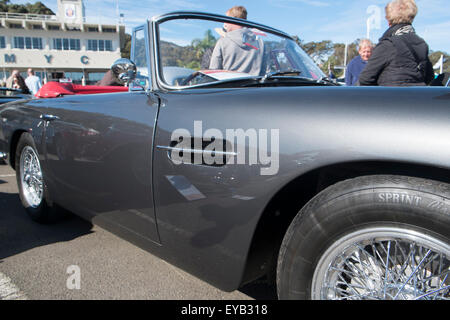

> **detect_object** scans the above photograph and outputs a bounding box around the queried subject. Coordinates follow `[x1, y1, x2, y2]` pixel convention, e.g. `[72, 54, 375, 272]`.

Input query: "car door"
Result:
[43, 26, 161, 244]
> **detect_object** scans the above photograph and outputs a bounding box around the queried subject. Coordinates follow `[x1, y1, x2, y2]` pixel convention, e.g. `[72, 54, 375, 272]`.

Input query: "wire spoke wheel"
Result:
[20, 145, 44, 208]
[312, 227, 449, 300]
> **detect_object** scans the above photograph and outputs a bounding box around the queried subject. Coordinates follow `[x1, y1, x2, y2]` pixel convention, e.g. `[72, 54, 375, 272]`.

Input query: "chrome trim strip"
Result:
[156, 145, 238, 156]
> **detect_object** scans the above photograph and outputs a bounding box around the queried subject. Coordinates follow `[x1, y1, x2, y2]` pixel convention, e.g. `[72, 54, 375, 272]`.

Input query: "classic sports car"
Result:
[0, 12, 449, 300]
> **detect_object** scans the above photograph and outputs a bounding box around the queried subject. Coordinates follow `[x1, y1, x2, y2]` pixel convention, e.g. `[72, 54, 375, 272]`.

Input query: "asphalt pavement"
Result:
[0, 163, 276, 300]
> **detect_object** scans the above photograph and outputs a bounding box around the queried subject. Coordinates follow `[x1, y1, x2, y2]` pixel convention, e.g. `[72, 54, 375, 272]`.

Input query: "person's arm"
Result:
[209, 42, 223, 70]
[424, 58, 435, 85]
[358, 41, 394, 86]
[345, 63, 353, 86]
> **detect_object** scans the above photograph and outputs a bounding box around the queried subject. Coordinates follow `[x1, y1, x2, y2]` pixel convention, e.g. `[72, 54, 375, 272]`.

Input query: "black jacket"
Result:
[359, 24, 434, 86]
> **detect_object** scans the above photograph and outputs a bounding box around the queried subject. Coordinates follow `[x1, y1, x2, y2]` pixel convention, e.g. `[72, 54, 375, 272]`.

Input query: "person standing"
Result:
[345, 39, 373, 86]
[95, 70, 122, 86]
[25, 68, 42, 95]
[5, 70, 19, 89]
[5, 70, 29, 95]
[12, 73, 30, 95]
[209, 6, 264, 76]
[358, 0, 434, 86]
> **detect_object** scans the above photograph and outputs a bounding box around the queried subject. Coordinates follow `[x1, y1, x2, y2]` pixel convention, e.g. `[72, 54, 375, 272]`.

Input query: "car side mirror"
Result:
[111, 58, 137, 85]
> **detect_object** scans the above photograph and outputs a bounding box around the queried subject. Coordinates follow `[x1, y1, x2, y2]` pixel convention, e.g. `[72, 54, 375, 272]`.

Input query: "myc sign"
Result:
[4, 54, 16, 63]
[2, 54, 91, 65]
[81, 56, 89, 65]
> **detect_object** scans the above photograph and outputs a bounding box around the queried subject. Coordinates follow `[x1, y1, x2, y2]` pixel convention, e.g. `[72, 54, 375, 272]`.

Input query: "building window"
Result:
[48, 25, 60, 31]
[13, 37, 43, 50]
[0, 36, 5, 49]
[9, 23, 23, 29]
[53, 38, 81, 51]
[35, 71, 46, 81]
[87, 39, 113, 51]
[32, 24, 43, 30]
[87, 39, 97, 51]
[32, 38, 42, 49]
[70, 39, 81, 50]
[105, 40, 113, 51]
[1, 71, 11, 81]
[88, 72, 106, 82]
[64, 72, 84, 81]
[103, 27, 116, 33]
[88, 27, 99, 32]
[14, 37, 24, 49]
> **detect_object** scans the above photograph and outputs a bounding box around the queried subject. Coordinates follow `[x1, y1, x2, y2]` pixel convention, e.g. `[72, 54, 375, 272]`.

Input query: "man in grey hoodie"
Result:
[209, 6, 264, 76]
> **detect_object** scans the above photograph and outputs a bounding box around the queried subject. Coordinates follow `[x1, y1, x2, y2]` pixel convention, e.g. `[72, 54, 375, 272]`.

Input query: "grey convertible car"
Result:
[0, 12, 449, 300]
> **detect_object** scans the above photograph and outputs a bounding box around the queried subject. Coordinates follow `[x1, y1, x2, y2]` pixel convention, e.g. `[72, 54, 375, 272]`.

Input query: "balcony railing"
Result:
[0, 12, 58, 22]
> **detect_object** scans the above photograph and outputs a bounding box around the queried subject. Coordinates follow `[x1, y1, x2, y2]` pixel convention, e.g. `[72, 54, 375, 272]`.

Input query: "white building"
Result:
[0, 0, 125, 85]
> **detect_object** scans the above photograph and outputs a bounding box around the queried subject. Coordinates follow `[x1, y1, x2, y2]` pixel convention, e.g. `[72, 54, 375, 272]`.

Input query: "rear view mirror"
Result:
[111, 58, 137, 85]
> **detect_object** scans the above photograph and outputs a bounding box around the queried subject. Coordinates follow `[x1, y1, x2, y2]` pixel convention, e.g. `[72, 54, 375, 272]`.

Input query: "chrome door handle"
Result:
[40, 114, 60, 122]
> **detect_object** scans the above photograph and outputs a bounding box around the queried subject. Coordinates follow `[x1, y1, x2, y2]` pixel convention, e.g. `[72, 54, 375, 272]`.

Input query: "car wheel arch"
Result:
[9, 129, 29, 170]
[240, 159, 450, 287]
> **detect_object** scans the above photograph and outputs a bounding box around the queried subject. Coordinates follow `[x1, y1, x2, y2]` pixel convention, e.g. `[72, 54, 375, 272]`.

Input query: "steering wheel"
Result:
[179, 71, 201, 86]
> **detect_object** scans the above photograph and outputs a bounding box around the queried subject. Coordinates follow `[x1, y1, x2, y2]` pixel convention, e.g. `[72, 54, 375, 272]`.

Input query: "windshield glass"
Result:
[157, 17, 325, 87]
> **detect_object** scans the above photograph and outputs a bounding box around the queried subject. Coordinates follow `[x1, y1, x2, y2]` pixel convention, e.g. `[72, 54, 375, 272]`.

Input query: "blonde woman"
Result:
[359, 0, 433, 86]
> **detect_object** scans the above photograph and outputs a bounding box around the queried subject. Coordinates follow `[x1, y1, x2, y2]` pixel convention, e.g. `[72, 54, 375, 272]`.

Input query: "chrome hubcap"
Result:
[312, 227, 450, 300]
[20, 146, 44, 208]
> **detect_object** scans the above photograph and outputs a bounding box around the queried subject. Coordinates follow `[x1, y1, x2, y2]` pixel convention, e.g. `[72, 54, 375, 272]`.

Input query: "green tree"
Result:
[301, 40, 334, 65]
[429, 51, 449, 74]
[26, 2, 54, 15]
[174, 30, 217, 70]
[7, 4, 28, 13]
[0, 0, 10, 12]
[0, 0, 54, 14]
[191, 29, 217, 60]
[323, 42, 358, 78]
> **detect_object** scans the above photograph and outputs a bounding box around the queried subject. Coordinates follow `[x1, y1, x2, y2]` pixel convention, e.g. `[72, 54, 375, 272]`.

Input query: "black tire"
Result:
[277, 175, 450, 300]
[15, 132, 61, 223]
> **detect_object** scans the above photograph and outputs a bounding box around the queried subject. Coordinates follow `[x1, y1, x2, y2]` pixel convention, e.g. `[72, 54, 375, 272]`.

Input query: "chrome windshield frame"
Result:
[150, 11, 295, 91]
[131, 23, 152, 91]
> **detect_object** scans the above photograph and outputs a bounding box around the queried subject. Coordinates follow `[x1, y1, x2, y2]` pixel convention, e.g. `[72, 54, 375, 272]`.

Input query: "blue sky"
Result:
[11, 0, 450, 53]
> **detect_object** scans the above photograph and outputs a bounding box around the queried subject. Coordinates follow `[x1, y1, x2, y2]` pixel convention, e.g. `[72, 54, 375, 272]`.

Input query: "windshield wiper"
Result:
[260, 70, 303, 83]
[316, 76, 339, 85]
